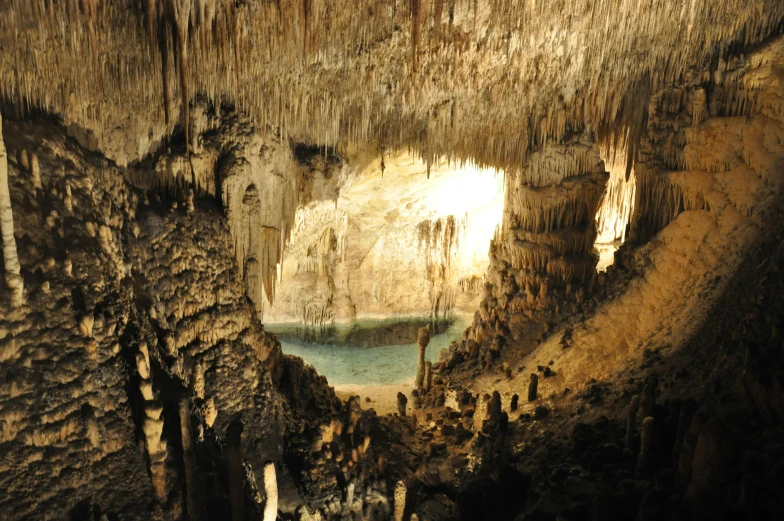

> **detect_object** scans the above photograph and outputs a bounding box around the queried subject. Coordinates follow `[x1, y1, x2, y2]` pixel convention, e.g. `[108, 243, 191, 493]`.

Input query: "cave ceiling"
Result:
[2, 0, 783, 171]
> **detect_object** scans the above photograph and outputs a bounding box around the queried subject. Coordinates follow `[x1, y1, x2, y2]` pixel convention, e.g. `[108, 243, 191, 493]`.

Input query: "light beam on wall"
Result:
[594, 153, 636, 271]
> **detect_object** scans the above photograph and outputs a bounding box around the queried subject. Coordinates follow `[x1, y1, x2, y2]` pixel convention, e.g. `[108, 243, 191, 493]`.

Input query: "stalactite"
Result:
[2, 1, 784, 183]
[170, 0, 193, 154]
[158, 20, 173, 126]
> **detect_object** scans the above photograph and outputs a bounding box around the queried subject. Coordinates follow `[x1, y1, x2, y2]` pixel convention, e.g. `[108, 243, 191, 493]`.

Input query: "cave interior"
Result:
[2, 1, 784, 520]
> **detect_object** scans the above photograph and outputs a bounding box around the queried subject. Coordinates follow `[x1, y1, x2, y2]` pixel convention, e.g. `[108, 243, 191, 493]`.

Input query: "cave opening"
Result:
[265, 152, 505, 393]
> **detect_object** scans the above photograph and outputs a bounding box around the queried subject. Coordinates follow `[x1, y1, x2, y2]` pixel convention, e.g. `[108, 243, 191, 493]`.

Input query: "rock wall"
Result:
[0, 121, 160, 519]
[444, 136, 608, 371]
[444, 36, 784, 391]
[0, 119, 385, 520]
[266, 152, 504, 325]
[126, 105, 343, 320]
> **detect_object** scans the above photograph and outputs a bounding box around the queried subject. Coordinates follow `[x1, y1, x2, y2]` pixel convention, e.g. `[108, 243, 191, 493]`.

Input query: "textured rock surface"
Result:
[268, 152, 503, 324]
[0, 120, 390, 520]
[2, 1, 783, 175]
[2, 3, 784, 521]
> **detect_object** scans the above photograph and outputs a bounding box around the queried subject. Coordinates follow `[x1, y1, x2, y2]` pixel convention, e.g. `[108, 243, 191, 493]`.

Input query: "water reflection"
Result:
[267, 316, 470, 385]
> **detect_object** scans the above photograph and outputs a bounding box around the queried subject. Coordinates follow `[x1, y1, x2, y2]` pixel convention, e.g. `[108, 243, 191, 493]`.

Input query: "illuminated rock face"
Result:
[454, 136, 608, 363]
[266, 152, 504, 324]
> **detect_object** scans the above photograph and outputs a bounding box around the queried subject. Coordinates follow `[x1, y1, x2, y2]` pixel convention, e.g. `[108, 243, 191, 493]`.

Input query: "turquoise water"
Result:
[268, 316, 470, 386]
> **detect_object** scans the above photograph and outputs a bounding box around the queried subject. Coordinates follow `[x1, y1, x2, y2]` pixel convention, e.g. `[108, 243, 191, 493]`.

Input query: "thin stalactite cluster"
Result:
[1, 0, 783, 174]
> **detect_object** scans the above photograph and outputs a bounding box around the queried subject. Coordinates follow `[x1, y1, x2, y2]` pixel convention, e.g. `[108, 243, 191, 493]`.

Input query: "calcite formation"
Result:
[0, 119, 392, 520]
[267, 152, 503, 325]
[2, 1, 784, 175]
[3, 2, 784, 521]
[0, 114, 23, 307]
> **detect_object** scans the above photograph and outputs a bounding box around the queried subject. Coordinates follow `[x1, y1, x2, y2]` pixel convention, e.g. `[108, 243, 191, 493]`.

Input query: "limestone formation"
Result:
[30, 153, 41, 190]
[79, 315, 95, 338]
[637, 416, 655, 473]
[415, 326, 431, 389]
[263, 462, 278, 521]
[64, 184, 73, 212]
[685, 418, 734, 503]
[528, 374, 539, 402]
[227, 419, 245, 521]
[0, 113, 23, 307]
[2, 4, 784, 521]
[397, 392, 408, 417]
[192, 360, 206, 400]
[393, 481, 407, 521]
[179, 397, 201, 520]
[424, 361, 433, 392]
[678, 412, 707, 484]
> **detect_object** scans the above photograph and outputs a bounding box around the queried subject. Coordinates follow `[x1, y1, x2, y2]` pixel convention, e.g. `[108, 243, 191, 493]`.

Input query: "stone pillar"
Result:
[626, 395, 640, 451]
[262, 462, 278, 521]
[637, 416, 655, 472]
[466, 136, 608, 359]
[527, 374, 538, 402]
[393, 481, 406, 521]
[0, 113, 23, 307]
[396, 392, 408, 417]
[415, 325, 432, 389]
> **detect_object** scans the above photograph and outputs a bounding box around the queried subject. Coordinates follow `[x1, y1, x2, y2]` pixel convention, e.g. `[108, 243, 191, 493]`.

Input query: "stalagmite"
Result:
[0, 113, 23, 307]
[510, 394, 519, 412]
[424, 361, 433, 392]
[527, 374, 538, 402]
[415, 325, 432, 389]
[393, 481, 407, 521]
[637, 416, 655, 472]
[673, 401, 695, 464]
[263, 462, 278, 521]
[678, 412, 707, 484]
[30, 153, 41, 190]
[397, 392, 408, 417]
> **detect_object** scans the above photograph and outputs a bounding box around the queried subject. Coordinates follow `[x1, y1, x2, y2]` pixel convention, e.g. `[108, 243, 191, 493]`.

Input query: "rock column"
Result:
[0, 113, 23, 306]
[465, 137, 608, 359]
[263, 462, 278, 521]
[415, 325, 432, 389]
